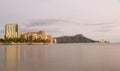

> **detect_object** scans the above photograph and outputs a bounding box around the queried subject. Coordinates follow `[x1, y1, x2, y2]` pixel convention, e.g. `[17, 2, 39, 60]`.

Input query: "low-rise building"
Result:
[21, 30, 56, 43]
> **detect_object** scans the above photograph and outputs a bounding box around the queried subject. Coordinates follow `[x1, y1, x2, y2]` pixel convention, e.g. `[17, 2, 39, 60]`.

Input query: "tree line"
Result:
[0, 38, 51, 43]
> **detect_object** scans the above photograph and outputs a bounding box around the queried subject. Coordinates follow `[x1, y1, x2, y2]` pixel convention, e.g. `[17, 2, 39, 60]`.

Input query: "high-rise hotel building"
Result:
[5, 24, 20, 39]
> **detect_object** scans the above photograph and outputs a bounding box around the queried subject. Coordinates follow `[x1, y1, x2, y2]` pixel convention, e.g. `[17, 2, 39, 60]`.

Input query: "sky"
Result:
[0, 0, 120, 42]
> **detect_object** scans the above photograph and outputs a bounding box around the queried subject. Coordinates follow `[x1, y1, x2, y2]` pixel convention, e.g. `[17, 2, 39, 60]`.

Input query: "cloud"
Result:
[25, 19, 80, 27]
[92, 29, 110, 32]
[84, 21, 115, 32]
[100, 25, 112, 29]
[25, 19, 115, 29]
[84, 22, 114, 26]
[24, 19, 117, 34]
[26, 19, 71, 27]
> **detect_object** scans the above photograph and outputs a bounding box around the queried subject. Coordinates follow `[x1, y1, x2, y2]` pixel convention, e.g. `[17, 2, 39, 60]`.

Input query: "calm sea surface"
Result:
[0, 43, 120, 71]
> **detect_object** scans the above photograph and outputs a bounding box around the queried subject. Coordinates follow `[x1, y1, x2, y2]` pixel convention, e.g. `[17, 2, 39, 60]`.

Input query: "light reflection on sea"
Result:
[0, 43, 120, 71]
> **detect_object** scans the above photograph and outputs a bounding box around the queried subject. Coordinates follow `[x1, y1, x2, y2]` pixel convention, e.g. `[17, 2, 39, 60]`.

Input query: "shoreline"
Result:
[0, 43, 52, 45]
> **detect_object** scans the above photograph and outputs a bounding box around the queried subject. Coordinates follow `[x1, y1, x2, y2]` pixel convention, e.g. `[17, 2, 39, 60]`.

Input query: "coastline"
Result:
[0, 43, 52, 45]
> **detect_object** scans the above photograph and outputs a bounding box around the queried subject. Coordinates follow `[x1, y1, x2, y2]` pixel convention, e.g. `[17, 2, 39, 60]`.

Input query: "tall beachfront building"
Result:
[5, 24, 20, 39]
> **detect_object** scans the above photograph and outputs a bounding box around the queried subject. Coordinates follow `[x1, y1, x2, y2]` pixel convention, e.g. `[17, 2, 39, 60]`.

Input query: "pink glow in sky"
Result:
[0, 0, 120, 42]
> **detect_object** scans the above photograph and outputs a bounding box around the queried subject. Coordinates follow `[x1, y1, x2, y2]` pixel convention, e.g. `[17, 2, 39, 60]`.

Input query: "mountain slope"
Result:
[55, 34, 96, 43]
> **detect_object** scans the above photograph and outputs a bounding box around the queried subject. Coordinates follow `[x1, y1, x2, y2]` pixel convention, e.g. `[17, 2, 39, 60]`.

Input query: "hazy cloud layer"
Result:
[84, 21, 115, 32]
[92, 29, 110, 32]
[84, 22, 114, 26]
[25, 19, 117, 34]
[100, 25, 112, 29]
[25, 19, 81, 27]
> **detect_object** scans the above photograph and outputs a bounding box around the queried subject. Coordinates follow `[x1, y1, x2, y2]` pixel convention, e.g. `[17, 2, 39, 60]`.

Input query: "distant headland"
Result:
[55, 34, 109, 43]
[55, 34, 97, 43]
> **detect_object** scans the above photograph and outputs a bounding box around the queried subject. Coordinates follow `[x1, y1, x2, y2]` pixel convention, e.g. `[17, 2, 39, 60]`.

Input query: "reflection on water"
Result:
[0, 44, 120, 71]
[1, 45, 50, 71]
[6, 45, 53, 71]
[5, 45, 20, 71]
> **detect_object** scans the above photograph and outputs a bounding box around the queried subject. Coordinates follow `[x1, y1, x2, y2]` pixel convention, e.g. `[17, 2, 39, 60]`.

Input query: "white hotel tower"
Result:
[5, 24, 20, 39]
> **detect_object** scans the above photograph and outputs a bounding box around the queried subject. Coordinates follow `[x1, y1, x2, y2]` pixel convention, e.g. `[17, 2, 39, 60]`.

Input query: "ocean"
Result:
[0, 43, 120, 71]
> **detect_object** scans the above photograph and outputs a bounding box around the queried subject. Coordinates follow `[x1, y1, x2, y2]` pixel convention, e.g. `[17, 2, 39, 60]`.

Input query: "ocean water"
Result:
[0, 43, 120, 71]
